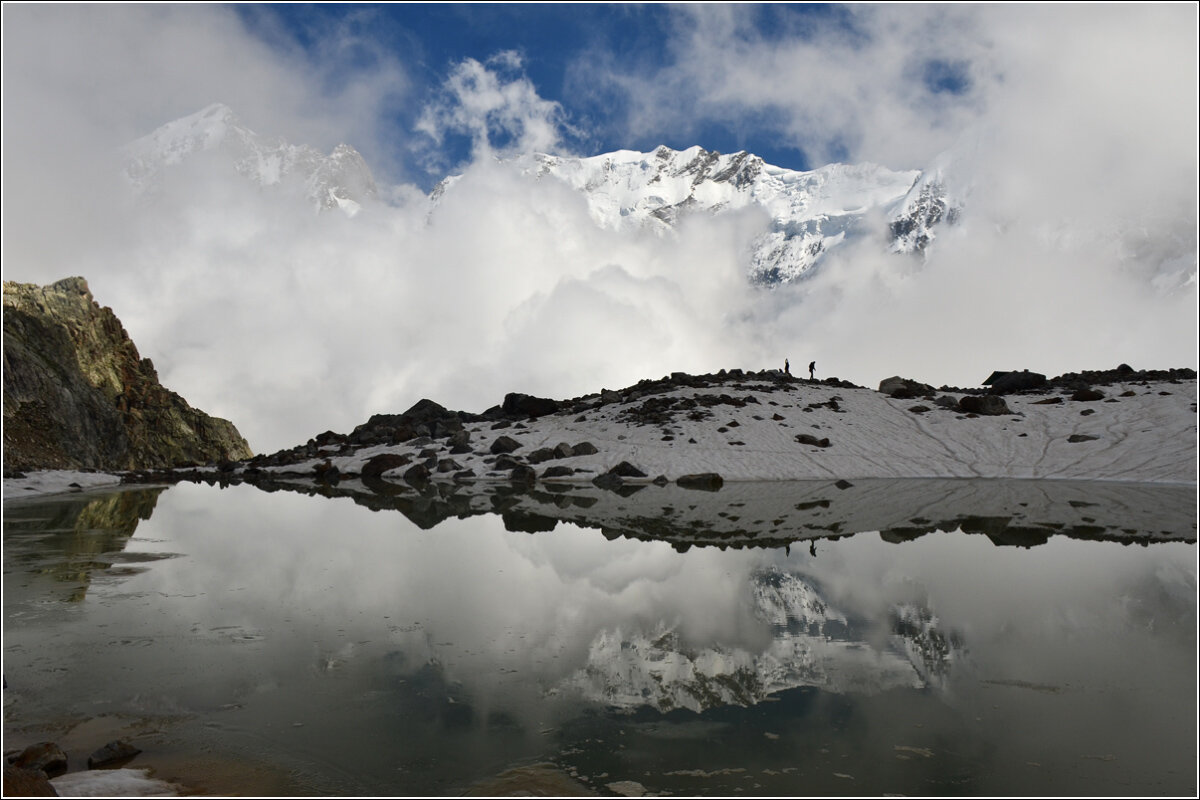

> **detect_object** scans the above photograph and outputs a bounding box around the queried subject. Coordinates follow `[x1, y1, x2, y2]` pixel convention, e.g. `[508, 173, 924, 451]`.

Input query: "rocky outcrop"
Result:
[3, 277, 252, 471]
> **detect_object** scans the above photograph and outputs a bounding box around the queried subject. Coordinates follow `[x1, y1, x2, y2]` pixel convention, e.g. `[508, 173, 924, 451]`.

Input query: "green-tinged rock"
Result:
[3, 277, 252, 470]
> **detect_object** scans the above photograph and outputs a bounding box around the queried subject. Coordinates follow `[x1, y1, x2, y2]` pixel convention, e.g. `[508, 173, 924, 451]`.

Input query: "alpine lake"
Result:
[3, 476, 1196, 796]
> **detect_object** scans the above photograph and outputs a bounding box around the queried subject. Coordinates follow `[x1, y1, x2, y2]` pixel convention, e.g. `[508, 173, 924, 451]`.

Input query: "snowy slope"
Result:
[122, 103, 378, 214]
[258, 374, 1197, 485]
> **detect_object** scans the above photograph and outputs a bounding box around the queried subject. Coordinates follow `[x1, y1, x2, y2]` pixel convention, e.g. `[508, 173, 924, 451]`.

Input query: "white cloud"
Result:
[415, 52, 576, 170]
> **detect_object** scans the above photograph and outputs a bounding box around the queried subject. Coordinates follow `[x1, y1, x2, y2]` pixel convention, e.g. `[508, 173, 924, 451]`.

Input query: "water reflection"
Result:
[2, 481, 1195, 796]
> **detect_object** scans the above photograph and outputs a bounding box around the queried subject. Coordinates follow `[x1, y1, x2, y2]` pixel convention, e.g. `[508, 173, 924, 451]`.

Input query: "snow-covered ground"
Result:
[261, 376, 1197, 486]
[3, 469, 123, 501]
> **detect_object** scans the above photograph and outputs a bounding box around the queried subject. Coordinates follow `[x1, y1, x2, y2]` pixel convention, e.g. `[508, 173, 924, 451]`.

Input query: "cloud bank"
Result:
[2, 4, 1195, 454]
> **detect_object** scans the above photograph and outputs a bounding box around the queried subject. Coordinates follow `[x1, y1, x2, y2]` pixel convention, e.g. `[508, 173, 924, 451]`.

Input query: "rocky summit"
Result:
[3, 277, 252, 472]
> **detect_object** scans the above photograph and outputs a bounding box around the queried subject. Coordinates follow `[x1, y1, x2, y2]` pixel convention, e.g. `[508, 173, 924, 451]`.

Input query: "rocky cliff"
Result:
[3, 277, 252, 471]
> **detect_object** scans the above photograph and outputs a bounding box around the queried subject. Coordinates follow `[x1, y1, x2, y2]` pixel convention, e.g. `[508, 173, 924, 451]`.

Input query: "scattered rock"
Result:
[87, 740, 141, 769]
[541, 465, 574, 479]
[795, 434, 831, 448]
[361, 452, 410, 478]
[1032, 397, 1064, 405]
[3, 764, 57, 797]
[987, 370, 1048, 393]
[835, 479, 854, 490]
[908, 405, 930, 413]
[1067, 434, 1100, 443]
[489, 436, 522, 455]
[608, 461, 647, 478]
[677, 473, 724, 491]
[1071, 388, 1105, 401]
[572, 442, 599, 456]
[501, 393, 559, 419]
[11, 743, 67, 778]
[879, 376, 935, 399]
[958, 395, 1011, 416]
[402, 463, 430, 484]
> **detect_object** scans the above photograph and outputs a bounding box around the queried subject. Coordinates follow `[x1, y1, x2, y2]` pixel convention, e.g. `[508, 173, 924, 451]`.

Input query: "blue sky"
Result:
[228, 3, 976, 188]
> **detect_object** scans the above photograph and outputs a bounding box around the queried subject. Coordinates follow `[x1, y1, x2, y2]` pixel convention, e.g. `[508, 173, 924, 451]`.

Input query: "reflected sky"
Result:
[3, 482, 1196, 796]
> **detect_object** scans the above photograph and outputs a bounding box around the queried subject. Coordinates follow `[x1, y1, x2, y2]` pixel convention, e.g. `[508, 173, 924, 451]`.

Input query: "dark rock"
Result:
[1067, 434, 1100, 443]
[677, 473, 724, 491]
[509, 465, 537, 484]
[541, 465, 574, 479]
[795, 434, 831, 448]
[502, 511, 557, 533]
[908, 405, 930, 413]
[1032, 397, 1064, 405]
[526, 448, 557, 465]
[494, 454, 524, 471]
[933, 395, 959, 409]
[835, 479, 854, 490]
[572, 442, 599, 456]
[11, 743, 67, 778]
[1080, 409, 1096, 416]
[490, 436, 522, 455]
[403, 463, 430, 484]
[361, 453, 410, 477]
[608, 461, 647, 478]
[553, 442, 575, 459]
[592, 472, 624, 491]
[878, 376, 935, 398]
[502, 393, 559, 419]
[958, 395, 1011, 416]
[3, 764, 57, 797]
[652, 475, 670, 486]
[987, 370, 1048, 394]
[436, 458, 462, 473]
[1071, 388, 1105, 401]
[87, 740, 141, 769]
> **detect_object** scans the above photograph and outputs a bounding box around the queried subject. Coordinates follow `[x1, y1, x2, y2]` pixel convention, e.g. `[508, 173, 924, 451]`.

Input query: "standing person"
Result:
[808, 361, 816, 380]
[784, 358, 790, 375]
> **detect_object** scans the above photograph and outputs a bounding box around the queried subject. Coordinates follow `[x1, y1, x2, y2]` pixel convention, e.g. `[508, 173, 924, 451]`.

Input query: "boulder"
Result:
[878, 376, 935, 399]
[608, 461, 647, 478]
[10, 743, 67, 778]
[502, 393, 559, 419]
[988, 370, 1047, 394]
[361, 453, 410, 478]
[489, 436, 522, 455]
[3, 765, 57, 797]
[1071, 388, 1105, 401]
[677, 473, 724, 491]
[795, 434, 831, 448]
[958, 395, 1011, 416]
[571, 442, 600, 456]
[87, 740, 142, 769]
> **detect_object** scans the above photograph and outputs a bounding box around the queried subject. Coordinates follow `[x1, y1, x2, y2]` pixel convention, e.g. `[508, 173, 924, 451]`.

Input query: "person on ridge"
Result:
[784, 358, 790, 376]
[808, 361, 816, 380]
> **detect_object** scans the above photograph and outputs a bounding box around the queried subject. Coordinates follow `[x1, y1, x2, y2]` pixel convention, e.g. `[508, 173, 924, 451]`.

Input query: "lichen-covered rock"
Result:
[3, 278, 252, 471]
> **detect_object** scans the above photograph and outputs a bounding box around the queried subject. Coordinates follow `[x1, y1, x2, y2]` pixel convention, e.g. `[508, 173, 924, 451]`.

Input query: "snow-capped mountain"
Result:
[122, 103, 378, 215]
[564, 568, 963, 713]
[508, 146, 925, 283]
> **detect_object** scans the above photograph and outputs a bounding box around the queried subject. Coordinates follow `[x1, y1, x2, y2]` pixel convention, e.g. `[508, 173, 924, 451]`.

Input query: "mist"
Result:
[3, 4, 1195, 454]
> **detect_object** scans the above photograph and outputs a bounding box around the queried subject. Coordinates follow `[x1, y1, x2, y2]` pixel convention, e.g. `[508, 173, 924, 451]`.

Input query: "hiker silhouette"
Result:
[784, 358, 790, 375]
[808, 361, 816, 379]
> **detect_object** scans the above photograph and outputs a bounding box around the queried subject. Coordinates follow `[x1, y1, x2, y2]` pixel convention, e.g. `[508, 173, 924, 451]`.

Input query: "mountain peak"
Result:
[121, 105, 378, 214]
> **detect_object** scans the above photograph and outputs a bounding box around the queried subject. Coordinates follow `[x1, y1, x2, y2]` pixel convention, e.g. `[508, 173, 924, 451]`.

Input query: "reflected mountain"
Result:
[3, 487, 166, 602]
[232, 474, 1196, 549]
[567, 567, 962, 713]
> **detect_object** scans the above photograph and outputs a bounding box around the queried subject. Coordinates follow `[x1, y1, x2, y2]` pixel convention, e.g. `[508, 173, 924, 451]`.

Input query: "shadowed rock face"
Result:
[3, 277, 252, 471]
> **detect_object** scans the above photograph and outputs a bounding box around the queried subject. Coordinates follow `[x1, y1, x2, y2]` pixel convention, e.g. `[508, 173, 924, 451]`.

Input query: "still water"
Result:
[3, 479, 1196, 796]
